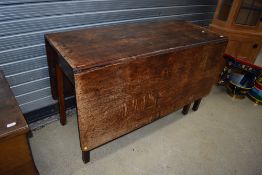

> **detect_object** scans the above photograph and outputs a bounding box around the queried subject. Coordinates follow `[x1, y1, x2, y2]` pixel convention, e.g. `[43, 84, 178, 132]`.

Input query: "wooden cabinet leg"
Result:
[82, 151, 90, 164]
[56, 64, 66, 125]
[182, 104, 191, 115]
[192, 98, 202, 111]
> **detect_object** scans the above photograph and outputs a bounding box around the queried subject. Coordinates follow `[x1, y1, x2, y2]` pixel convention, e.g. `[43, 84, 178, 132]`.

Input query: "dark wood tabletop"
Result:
[0, 70, 28, 140]
[45, 20, 226, 72]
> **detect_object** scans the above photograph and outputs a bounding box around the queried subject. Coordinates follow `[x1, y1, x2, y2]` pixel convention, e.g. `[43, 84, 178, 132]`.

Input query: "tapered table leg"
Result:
[192, 98, 202, 111]
[82, 151, 90, 164]
[28, 130, 33, 138]
[182, 104, 191, 115]
[56, 64, 66, 125]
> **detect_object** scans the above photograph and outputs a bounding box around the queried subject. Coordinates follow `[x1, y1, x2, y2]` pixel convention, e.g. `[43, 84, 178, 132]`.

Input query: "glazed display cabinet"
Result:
[210, 0, 262, 63]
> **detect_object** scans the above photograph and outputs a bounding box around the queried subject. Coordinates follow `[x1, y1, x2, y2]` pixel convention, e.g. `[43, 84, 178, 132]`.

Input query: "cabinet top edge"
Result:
[0, 70, 28, 140]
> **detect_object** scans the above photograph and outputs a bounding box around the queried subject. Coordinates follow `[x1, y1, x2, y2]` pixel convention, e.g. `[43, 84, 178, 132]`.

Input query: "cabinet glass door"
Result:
[236, 0, 262, 26]
[217, 0, 234, 21]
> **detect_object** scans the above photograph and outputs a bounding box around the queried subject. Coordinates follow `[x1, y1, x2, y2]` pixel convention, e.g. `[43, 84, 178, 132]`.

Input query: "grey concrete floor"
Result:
[29, 86, 262, 175]
[254, 49, 262, 67]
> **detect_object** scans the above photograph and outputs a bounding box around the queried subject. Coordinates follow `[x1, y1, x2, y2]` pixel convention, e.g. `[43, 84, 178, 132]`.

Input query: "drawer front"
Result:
[225, 40, 261, 63]
[75, 42, 226, 150]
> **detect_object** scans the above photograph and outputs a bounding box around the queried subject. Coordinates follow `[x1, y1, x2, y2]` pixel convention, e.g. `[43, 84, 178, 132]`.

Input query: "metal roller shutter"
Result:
[0, 0, 217, 114]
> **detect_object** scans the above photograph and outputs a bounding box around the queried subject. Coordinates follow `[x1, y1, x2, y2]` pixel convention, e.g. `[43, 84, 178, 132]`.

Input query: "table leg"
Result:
[55, 64, 66, 125]
[82, 151, 90, 164]
[192, 98, 202, 111]
[28, 130, 33, 138]
[182, 104, 191, 115]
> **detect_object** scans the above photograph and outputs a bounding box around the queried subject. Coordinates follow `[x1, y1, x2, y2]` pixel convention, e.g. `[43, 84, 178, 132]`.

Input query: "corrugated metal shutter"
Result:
[0, 0, 217, 114]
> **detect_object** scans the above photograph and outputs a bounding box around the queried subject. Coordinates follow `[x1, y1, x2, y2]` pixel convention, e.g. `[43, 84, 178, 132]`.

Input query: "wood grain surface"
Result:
[0, 70, 28, 140]
[0, 70, 38, 175]
[45, 21, 227, 153]
[75, 42, 226, 150]
[46, 21, 226, 72]
[0, 135, 39, 175]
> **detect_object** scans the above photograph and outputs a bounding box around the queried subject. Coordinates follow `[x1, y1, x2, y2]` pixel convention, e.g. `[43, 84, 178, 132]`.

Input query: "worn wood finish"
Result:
[45, 21, 227, 161]
[74, 42, 226, 150]
[46, 21, 226, 72]
[0, 70, 39, 175]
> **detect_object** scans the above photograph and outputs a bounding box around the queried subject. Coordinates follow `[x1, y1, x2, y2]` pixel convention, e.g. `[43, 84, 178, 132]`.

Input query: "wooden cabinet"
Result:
[0, 70, 39, 175]
[210, 0, 262, 63]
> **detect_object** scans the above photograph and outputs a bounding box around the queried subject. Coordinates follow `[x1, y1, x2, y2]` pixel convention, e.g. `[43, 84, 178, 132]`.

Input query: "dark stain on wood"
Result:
[74, 42, 226, 150]
[46, 21, 227, 73]
[45, 20, 227, 153]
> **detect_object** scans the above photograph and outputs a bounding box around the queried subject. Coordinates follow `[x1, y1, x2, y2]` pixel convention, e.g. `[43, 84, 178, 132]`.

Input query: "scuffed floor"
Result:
[29, 86, 262, 175]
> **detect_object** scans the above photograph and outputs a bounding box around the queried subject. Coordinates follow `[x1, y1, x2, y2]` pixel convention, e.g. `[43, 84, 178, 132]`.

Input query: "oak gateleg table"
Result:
[45, 20, 227, 163]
